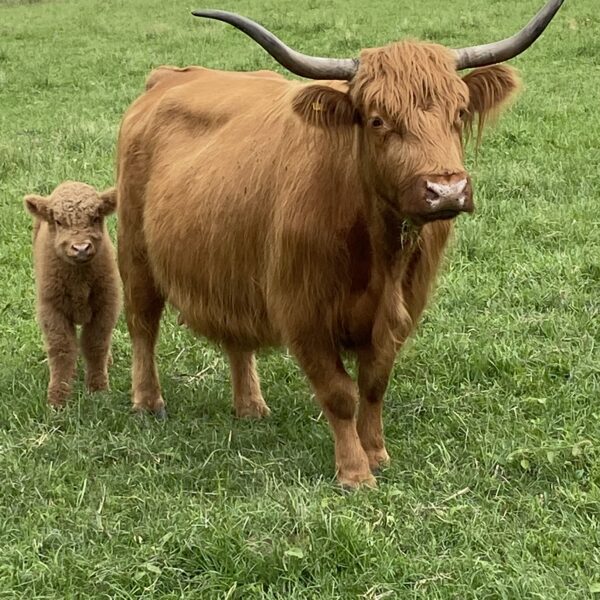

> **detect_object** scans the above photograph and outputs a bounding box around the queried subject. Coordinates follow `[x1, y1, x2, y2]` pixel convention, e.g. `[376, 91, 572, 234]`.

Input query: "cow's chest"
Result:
[340, 288, 380, 349]
[339, 212, 422, 349]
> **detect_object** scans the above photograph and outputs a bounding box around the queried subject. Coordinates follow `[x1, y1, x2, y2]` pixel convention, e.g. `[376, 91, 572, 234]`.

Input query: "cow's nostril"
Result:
[425, 186, 440, 202]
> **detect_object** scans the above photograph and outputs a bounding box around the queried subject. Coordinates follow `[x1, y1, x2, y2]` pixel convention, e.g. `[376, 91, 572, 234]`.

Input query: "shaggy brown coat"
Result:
[25, 182, 120, 407]
[116, 41, 519, 487]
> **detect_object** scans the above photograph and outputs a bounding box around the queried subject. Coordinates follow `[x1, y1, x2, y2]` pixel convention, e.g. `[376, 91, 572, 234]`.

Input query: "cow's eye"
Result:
[369, 116, 385, 129]
[54, 219, 63, 227]
[92, 216, 101, 226]
[458, 108, 467, 120]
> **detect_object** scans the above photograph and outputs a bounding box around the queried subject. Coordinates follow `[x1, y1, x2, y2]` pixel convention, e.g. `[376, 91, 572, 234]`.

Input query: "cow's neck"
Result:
[370, 193, 422, 276]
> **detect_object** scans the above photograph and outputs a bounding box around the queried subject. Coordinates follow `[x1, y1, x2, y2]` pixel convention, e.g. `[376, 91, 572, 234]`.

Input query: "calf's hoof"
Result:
[86, 376, 109, 393]
[47, 386, 69, 409]
[47, 398, 66, 410]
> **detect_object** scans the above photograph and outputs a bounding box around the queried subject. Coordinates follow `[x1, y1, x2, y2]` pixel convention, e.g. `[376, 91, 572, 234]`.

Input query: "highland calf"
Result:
[25, 182, 120, 407]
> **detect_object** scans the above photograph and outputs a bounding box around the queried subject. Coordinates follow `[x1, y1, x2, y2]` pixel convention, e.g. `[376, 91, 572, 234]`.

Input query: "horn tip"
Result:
[191, 9, 216, 17]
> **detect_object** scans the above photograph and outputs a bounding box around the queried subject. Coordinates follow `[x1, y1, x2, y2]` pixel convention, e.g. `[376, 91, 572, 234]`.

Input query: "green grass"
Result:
[1, 0, 599, 597]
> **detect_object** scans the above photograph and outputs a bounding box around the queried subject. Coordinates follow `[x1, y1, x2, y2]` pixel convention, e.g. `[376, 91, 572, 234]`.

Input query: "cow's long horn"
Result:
[192, 9, 359, 80]
[454, 0, 565, 70]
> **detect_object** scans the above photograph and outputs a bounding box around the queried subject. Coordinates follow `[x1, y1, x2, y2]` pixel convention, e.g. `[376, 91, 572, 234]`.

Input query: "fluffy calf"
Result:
[25, 182, 120, 407]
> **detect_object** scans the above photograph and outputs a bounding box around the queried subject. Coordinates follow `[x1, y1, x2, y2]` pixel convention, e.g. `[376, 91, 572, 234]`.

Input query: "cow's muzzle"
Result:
[412, 173, 474, 224]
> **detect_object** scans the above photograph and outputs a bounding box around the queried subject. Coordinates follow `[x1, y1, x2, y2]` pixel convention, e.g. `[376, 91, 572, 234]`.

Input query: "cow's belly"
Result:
[142, 187, 280, 349]
[152, 259, 280, 349]
[173, 296, 280, 349]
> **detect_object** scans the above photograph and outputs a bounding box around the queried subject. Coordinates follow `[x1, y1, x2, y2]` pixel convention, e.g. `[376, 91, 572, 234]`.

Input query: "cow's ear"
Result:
[462, 65, 521, 139]
[24, 194, 51, 221]
[98, 187, 117, 216]
[292, 85, 357, 128]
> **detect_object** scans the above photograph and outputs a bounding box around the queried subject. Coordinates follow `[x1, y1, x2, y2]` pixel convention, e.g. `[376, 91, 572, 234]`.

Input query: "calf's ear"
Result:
[24, 194, 52, 221]
[98, 187, 117, 216]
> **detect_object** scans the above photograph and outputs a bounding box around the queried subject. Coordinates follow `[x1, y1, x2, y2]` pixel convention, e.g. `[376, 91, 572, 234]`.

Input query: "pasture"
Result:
[1, 0, 599, 597]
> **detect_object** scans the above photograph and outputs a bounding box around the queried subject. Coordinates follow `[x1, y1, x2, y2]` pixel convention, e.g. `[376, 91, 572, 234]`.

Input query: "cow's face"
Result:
[293, 42, 520, 225]
[25, 183, 116, 265]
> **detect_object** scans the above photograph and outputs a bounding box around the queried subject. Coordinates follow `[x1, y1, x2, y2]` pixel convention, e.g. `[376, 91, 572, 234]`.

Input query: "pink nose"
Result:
[410, 173, 474, 223]
[72, 242, 92, 254]
[425, 175, 473, 212]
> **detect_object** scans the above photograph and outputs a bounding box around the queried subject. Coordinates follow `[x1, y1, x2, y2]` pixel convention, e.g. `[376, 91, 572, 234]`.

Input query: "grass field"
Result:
[1, 0, 599, 597]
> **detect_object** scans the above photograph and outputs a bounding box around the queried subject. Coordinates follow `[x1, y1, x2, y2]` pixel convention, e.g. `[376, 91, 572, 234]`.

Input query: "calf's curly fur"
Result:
[25, 182, 120, 407]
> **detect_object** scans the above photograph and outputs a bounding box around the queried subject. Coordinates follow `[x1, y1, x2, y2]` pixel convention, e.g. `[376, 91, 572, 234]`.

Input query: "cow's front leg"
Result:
[357, 344, 396, 472]
[292, 342, 375, 489]
[225, 346, 270, 418]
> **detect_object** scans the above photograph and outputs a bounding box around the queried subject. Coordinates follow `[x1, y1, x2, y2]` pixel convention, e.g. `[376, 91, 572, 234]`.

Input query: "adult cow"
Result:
[116, 1, 564, 487]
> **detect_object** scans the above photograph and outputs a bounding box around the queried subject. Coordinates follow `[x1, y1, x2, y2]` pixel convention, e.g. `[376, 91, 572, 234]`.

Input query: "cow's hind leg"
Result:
[291, 341, 375, 489]
[225, 346, 270, 418]
[120, 256, 166, 418]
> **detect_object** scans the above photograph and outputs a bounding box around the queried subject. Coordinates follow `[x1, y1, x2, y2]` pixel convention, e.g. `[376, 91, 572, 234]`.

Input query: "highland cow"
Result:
[116, 1, 563, 487]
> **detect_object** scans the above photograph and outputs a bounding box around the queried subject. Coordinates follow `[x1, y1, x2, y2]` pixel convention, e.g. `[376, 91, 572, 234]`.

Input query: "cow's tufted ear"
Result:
[24, 194, 52, 221]
[292, 85, 358, 128]
[462, 64, 521, 142]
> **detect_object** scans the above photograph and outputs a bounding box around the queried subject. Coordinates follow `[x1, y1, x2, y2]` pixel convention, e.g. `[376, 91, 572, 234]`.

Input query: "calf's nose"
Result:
[71, 242, 93, 261]
[72, 242, 91, 254]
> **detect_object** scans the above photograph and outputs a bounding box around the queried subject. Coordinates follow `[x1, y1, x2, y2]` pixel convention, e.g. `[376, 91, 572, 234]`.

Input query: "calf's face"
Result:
[25, 182, 116, 265]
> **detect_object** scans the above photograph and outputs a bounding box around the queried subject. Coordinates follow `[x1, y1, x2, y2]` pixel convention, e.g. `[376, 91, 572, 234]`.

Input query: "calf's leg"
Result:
[225, 346, 270, 418]
[291, 341, 375, 488]
[40, 309, 77, 408]
[81, 303, 119, 392]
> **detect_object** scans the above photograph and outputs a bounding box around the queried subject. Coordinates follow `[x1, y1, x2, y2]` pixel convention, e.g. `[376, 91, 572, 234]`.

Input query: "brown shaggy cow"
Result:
[25, 182, 120, 408]
[116, 2, 563, 487]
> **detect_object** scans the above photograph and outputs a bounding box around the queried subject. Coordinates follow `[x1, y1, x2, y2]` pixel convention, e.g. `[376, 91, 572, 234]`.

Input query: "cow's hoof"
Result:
[338, 472, 377, 490]
[234, 399, 271, 419]
[154, 406, 168, 421]
[132, 397, 166, 421]
[367, 448, 391, 474]
[132, 406, 167, 421]
[132, 392, 165, 414]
